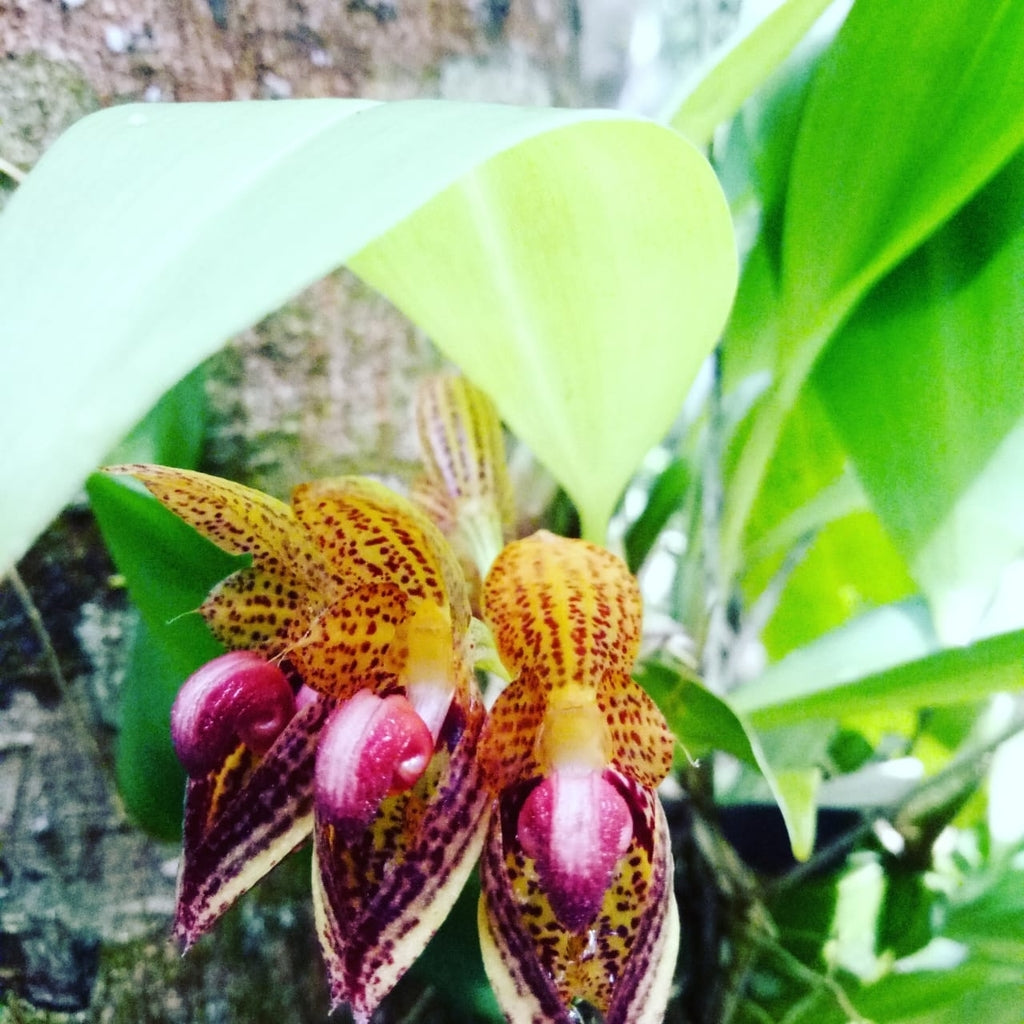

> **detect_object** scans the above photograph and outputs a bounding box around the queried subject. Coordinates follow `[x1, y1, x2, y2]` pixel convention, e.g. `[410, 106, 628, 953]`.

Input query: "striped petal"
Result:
[415, 373, 513, 577]
[478, 772, 678, 1024]
[174, 694, 332, 946]
[311, 686, 491, 1021]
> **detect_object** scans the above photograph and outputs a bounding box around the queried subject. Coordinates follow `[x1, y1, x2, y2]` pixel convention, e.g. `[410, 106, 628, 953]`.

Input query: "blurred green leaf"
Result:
[815, 151, 1024, 643]
[115, 615, 189, 840]
[623, 457, 691, 574]
[666, 0, 838, 147]
[0, 99, 735, 566]
[849, 862, 1024, 1024]
[103, 363, 208, 470]
[638, 660, 818, 858]
[740, 384, 913, 658]
[734, 600, 1024, 729]
[722, 0, 1024, 577]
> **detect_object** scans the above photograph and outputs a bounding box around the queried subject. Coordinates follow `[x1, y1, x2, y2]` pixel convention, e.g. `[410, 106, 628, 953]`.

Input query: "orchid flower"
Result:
[106, 463, 491, 1022]
[478, 531, 679, 1024]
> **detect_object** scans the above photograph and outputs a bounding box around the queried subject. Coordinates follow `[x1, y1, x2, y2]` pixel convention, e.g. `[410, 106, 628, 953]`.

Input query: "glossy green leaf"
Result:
[666, 0, 838, 147]
[814, 151, 1024, 643]
[733, 599, 1024, 730]
[0, 99, 736, 568]
[722, 0, 1024, 575]
[638, 660, 818, 859]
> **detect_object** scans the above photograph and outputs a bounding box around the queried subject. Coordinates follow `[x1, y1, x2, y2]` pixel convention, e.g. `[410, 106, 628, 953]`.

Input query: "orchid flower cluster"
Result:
[108, 373, 679, 1024]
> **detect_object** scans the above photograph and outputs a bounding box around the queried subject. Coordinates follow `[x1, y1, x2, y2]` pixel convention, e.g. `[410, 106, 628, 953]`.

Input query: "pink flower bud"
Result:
[171, 651, 296, 777]
[517, 769, 634, 932]
[315, 689, 435, 843]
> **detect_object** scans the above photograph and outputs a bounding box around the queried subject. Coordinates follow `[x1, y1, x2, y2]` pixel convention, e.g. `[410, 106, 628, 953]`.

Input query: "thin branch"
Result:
[0, 155, 26, 184]
[771, 706, 1024, 895]
[5, 566, 112, 781]
[700, 347, 731, 692]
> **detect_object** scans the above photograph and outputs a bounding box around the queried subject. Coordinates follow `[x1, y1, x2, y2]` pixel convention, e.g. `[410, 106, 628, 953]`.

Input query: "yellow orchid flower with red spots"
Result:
[478, 531, 679, 1024]
[105, 373, 681, 1023]
[106, 464, 490, 1023]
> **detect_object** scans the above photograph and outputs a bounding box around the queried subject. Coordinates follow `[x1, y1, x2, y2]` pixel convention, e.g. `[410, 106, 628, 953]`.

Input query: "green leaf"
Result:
[623, 457, 692, 574]
[781, 0, 1024, 319]
[850, 863, 1024, 1024]
[722, 0, 1024, 577]
[814, 151, 1024, 643]
[350, 122, 736, 542]
[637, 660, 753, 764]
[0, 99, 736, 567]
[733, 600, 1024, 729]
[666, 0, 838, 147]
[638, 660, 818, 859]
[104, 363, 209, 470]
[115, 615, 189, 840]
[739, 383, 914, 658]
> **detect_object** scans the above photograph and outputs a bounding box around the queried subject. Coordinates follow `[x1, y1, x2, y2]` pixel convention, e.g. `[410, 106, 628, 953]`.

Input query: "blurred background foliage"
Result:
[2, 0, 1023, 1021]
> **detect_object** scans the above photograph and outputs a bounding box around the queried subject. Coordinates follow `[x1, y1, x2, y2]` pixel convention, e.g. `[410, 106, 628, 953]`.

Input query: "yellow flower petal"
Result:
[481, 532, 671, 789]
[483, 531, 643, 689]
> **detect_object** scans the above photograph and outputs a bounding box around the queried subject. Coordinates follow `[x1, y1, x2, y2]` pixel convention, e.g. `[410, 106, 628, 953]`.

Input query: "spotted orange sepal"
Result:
[104, 466, 471, 701]
[414, 373, 513, 578]
[479, 532, 674, 791]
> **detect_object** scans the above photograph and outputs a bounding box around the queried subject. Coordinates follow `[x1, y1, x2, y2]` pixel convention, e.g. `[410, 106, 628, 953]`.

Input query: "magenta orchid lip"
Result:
[170, 650, 296, 777]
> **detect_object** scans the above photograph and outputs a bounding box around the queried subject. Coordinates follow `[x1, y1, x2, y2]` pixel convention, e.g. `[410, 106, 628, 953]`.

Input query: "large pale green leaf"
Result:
[666, 0, 839, 147]
[722, 0, 1024, 576]
[0, 99, 736, 568]
[814, 151, 1024, 643]
[350, 123, 736, 541]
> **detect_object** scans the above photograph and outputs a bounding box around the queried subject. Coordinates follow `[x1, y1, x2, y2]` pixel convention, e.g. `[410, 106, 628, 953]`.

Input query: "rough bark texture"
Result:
[1, 3, 580, 1018]
[0, 1, 741, 1019]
